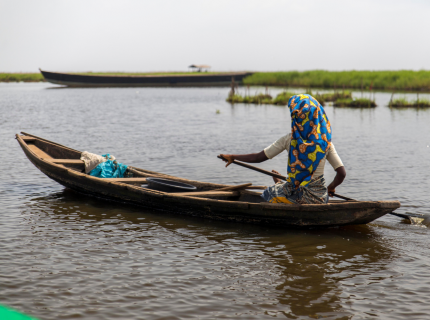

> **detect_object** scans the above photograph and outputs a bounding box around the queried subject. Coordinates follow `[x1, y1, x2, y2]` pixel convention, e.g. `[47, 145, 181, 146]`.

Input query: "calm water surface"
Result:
[1, 83, 430, 319]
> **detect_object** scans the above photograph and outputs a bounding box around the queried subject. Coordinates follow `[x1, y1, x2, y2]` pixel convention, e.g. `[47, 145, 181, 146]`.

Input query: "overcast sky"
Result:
[1, 0, 430, 73]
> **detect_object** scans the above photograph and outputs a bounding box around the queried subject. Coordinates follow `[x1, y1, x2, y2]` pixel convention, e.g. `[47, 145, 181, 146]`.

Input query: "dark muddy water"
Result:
[1, 83, 430, 319]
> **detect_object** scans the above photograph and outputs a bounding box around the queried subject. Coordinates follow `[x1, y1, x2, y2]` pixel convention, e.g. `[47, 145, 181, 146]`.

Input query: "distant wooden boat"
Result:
[39, 69, 253, 87]
[16, 132, 400, 228]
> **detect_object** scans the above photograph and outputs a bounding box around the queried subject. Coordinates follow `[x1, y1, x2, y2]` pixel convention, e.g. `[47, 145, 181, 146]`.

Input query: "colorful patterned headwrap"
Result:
[287, 94, 332, 188]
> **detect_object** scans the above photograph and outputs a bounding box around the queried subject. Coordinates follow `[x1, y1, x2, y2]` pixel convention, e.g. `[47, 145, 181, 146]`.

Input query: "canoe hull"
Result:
[17, 134, 400, 228]
[40, 70, 253, 87]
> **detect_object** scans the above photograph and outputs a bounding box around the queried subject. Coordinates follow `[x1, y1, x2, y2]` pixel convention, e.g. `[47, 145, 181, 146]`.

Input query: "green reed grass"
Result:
[313, 91, 352, 104]
[390, 97, 430, 108]
[0, 73, 44, 82]
[227, 90, 376, 108]
[227, 92, 295, 105]
[334, 98, 376, 108]
[272, 91, 296, 105]
[227, 93, 274, 104]
[243, 70, 430, 91]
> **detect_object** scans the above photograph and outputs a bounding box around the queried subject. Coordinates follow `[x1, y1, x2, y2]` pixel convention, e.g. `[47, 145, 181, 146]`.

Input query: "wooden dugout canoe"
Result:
[39, 69, 253, 87]
[16, 133, 400, 228]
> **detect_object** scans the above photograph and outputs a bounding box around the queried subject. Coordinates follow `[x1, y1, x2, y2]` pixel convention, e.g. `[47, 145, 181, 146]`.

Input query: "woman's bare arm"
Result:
[327, 166, 346, 197]
[219, 151, 268, 167]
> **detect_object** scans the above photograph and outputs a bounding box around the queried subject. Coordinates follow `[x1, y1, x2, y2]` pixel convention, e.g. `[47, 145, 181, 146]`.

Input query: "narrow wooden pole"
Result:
[229, 77, 235, 98]
[389, 92, 395, 107]
[214, 183, 252, 191]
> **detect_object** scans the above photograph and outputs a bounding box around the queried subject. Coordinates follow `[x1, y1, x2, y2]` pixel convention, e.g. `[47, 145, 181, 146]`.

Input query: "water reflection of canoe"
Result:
[16, 133, 400, 228]
[39, 69, 253, 87]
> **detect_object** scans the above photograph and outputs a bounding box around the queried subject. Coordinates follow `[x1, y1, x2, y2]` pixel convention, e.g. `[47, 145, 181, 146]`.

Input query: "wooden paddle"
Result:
[304, 192, 418, 221]
[218, 155, 349, 199]
[217, 155, 423, 222]
[328, 193, 424, 221]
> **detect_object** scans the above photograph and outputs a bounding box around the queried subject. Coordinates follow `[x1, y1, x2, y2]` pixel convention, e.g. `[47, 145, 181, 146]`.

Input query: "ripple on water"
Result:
[1, 84, 430, 319]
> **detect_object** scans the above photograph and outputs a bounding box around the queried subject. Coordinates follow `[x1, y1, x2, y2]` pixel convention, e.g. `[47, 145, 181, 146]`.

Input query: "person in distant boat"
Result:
[219, 94, 346, 204]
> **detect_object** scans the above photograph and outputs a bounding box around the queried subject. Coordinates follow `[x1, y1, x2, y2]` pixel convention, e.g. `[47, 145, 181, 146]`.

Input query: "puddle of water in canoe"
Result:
[1, 83, 430, 320]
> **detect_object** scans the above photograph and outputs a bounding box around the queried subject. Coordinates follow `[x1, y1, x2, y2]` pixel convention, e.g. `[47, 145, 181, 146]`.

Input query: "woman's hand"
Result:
[327, 183, 335, 197]
[272, 170, 283, 184]
[219, 154, 235, 167]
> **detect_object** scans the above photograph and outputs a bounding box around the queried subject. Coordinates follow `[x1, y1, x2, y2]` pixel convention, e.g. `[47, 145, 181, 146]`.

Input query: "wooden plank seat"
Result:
[49, 159, 85, 165]
[28, 144, 53, 159]
[25, 144, 263, 193]
[32, 155, 261, 193]
[21, 136, 37, 142]
[104, 178, 148, 184]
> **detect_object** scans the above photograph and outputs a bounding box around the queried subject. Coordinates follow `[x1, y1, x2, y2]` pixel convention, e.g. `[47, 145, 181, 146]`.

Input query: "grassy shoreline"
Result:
[0, 71, 235, 83]
[0, 73, 45, 82]
[243, 70, 430, 91]
[4, 70, 430, 92]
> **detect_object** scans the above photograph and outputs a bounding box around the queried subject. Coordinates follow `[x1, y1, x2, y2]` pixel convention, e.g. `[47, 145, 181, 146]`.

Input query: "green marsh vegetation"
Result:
[0, 73, 44, 82]
[243, 70, 430, 91]
[333, 98, 376, 108]
[226, 93, 274, 104]
[390, 94, 430, 108]
[226, 89, 361, 107]
[313, 91, 352, 104]
[271, 91, 296, 105]
[226, 86, 296, 106]
[5, 70, 430, 91]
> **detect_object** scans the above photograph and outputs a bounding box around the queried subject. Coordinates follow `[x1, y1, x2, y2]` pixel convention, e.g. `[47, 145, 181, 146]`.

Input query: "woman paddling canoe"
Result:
[220, 94, 346, 204]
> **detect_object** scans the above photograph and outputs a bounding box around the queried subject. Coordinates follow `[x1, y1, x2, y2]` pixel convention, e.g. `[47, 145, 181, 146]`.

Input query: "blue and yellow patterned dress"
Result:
[261, 94, 332, 204]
